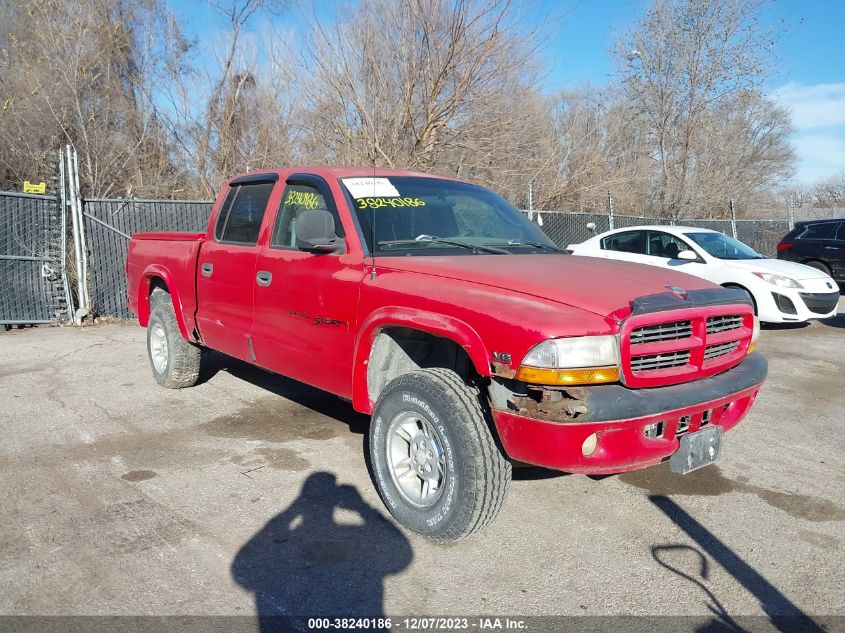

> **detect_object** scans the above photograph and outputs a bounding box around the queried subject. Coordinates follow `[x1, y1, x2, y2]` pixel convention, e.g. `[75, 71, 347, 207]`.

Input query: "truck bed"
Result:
[126, 231, 205, 336]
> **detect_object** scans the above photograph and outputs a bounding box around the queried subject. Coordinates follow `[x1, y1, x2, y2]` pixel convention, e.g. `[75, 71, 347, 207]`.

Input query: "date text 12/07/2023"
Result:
[306, 617, 528, 630]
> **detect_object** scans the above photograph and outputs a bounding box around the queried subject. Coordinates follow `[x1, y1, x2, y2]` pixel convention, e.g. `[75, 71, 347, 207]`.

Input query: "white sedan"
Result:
[568, 225, 840, 323]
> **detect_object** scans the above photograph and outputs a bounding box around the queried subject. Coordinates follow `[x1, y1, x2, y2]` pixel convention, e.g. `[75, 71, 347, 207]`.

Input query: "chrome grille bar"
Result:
[703, 340, 739, 361]
[706, 315, 743, 335]
[630, 320, 692, 344]
[630, 350, 691, 371]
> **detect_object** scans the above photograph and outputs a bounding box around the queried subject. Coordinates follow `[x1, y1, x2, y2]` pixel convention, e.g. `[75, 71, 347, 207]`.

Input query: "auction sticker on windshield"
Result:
[342, 177, 400, 199]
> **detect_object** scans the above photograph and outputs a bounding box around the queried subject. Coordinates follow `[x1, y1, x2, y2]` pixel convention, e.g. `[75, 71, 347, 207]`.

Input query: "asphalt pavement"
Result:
[0, 302, 843, 628]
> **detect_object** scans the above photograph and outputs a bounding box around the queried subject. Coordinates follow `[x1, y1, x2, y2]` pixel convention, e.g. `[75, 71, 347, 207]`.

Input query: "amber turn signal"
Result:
[515, 365, 620, 386]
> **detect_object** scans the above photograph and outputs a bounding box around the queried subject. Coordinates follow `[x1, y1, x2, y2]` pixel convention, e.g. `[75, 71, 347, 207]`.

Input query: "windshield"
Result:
[340, 176, 559, 255]
[683, 232, 763, 260]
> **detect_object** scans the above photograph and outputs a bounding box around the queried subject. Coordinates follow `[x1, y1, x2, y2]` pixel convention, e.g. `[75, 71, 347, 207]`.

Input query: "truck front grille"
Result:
[621, 307, 753, 388]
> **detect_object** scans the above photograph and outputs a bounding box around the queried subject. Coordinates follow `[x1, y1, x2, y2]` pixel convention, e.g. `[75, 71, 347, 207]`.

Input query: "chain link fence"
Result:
[529, 211, 790, 257]
[0, 189, 807, 323]
[84, 199, 213, 318]
[0, 191, 68, 324]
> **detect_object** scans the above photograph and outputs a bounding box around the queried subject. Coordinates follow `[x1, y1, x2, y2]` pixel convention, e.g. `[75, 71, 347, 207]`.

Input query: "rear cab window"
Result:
[214, 181, 276, 245]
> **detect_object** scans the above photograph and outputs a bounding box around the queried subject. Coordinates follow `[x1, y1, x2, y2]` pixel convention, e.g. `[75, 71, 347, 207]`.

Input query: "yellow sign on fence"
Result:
[23, 180, 46, 194]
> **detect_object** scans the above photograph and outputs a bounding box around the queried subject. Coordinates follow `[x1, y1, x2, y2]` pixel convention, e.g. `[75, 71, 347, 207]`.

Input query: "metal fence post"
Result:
[788, 200, 795, 230]
[527, 181, 534, 221]
[730, 199, 738, 239]
[63, 145, 91, 323]
[71, 148, 90, 313]
[58, 150, 76, 320]
[607, 190, 615, 230]
[65, 146, 87, 324]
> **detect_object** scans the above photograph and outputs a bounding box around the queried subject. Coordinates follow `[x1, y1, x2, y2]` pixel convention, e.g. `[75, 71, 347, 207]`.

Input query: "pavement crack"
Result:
[239, 465, 266, 479]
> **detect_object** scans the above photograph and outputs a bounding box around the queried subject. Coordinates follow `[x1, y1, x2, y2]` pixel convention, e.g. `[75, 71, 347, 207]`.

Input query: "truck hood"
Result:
[378, 254, 716, 317]
[721, 257, 834, 281]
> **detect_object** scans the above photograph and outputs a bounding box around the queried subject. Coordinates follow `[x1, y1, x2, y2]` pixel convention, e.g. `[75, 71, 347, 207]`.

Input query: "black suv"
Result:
[777, 219, 844, 283]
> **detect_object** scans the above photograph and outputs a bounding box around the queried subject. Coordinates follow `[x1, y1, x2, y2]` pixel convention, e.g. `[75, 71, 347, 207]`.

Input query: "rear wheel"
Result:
[803, 260, 832, 276]
[369, 368, 511, 542]
[146, 292, 201, 389]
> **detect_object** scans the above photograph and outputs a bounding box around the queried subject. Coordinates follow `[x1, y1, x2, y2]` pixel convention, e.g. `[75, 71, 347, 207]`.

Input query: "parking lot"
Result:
[1, 302, 843, 627]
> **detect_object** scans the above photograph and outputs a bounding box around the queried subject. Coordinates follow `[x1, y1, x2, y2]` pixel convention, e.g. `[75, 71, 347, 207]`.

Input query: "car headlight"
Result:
[516, 335, 620, 385]
[748, 315, 760, 354]
[752, 272, 803, 289]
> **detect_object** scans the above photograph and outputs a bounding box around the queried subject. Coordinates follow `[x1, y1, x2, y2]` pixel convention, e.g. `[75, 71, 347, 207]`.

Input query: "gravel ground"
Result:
[0, 302, 843, 628]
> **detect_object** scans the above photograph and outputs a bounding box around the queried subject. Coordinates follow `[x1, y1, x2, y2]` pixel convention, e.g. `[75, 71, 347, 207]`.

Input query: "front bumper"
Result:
[491, 353, 767, 475]
[757, 285, 840, 323]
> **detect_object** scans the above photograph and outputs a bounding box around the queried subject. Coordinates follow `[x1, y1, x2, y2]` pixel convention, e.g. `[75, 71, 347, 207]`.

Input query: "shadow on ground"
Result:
[760, 322, 809, 331]
[200, 350, 369, 434]
[650, 495, 825, 633]
[815, 310, 845, 330]
[232, 472, 412, 631]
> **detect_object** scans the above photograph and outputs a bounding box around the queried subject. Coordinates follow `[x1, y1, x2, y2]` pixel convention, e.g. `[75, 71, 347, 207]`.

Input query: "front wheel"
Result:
[369, 368, 511, 542]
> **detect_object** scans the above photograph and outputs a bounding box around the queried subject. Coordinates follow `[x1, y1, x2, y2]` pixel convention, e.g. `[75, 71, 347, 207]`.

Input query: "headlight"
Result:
[752, 272, 803, 289]
[516, 335, 620, 385]
[748, 315, 760, 354]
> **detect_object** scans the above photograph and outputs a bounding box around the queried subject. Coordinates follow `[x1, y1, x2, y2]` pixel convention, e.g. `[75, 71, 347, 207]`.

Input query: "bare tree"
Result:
[614, 0, 793, 218]
[813, 172, 845, 207]
[293, 0, 553, 201]
[154, 0, 291, 197]
[0, 0, 798, 211]
[0, 0, 190, 196]
[537, 86, 654, 211]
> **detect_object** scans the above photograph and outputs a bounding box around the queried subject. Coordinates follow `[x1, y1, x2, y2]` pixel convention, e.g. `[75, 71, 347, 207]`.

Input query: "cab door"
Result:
[250, 174, 364, 398]
[195, 175, 279, 361]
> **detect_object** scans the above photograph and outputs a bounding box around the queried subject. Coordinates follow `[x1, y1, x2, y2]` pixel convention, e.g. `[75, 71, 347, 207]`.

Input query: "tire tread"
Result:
[147, 290, 201, 389]
[374, 368, 511, 542]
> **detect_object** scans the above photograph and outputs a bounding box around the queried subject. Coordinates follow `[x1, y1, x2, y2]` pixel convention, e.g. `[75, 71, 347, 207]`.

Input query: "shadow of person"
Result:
[232, 472, 413, 632]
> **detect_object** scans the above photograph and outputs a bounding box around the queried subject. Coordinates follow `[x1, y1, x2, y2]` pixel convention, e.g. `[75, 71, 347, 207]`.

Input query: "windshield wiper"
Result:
[503, 239, 565, 253]
[378, 235, 508, 254]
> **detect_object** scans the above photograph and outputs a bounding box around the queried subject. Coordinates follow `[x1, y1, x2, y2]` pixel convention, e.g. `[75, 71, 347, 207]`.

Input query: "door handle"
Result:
[824, 246, 839, 250]
[200, 262, 213, 277]
[256, 271, 272, 286]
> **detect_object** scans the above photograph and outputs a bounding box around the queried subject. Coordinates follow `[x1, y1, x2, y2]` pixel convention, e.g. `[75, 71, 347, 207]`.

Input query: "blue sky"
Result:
[169, 0, 845, 185]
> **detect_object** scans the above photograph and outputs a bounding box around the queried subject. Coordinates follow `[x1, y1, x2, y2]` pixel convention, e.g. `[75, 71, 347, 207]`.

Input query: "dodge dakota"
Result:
[127, 167, 767, 541]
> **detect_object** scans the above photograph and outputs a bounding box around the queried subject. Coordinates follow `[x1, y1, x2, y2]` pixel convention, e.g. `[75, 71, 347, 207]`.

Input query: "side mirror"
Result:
[677, 250, 698, 261]
[295, 209, 339, 252]
[586, 222, 596, 233]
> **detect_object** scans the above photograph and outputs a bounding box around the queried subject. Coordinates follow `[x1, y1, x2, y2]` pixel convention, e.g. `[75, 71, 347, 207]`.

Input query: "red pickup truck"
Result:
[127, 167, 766, 541]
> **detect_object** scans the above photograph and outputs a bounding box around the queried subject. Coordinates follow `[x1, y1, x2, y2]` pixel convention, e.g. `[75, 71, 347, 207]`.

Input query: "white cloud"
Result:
[790, 133, 845, 183]
[771, 82, 845, 184]
[773, 81, 845, 129]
